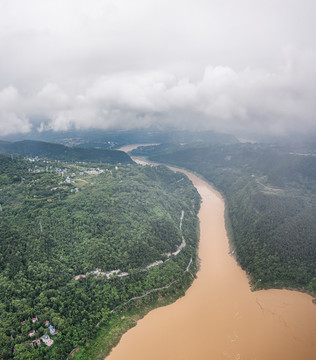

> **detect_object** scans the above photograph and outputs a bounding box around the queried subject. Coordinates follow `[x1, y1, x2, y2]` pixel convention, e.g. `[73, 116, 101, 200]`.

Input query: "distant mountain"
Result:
[0, 140, 10, 146]
[0, 140, 133, 164]
[0, 128, 238, 148]
[248, 132, 316, 153]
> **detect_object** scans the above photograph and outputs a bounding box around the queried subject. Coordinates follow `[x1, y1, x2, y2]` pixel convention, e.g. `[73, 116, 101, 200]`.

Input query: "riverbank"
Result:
[146, 155, 316, 301]
[105, 164, 316, 360]
[73, 147, 316, 360]
[71, 280, 195, 360]
[70, 148, 200, 360]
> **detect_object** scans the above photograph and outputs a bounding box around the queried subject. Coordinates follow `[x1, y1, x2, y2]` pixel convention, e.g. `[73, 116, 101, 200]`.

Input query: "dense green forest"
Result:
[143, 143, 316, 296]
[0, 140, 133, 164]
[0, 155, 200, 359]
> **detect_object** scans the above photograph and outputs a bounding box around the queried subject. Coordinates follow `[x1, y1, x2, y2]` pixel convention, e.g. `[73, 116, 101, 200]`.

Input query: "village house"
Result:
[36, 339, 41, 347]
[41, 334, 54, 347]
[28, 330, 35, 337]
[31, 316, 38, 323]
[118, 272, 129, 277]
[45, 320, 50, 327]
[74, 274, 86, 280]
[49, 324, 58, 335]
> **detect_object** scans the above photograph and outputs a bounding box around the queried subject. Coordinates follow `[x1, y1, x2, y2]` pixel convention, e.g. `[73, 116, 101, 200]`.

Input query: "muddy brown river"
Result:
[107, 151, 316, 360]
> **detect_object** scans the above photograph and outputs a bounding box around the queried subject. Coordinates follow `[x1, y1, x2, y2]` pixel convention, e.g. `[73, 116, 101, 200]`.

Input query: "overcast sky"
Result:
[0, 0, 315, 137]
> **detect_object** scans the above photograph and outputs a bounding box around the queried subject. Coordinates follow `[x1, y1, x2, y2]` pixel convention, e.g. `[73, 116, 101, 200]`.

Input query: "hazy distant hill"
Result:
[0, 140, 133, 164]
[0, 128, 238, 148]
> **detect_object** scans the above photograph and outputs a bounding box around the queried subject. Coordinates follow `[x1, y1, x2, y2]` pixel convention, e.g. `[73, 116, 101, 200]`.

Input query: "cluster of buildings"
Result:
[29, 333, 54, 348]
[22, 317, 58, 348]
[74, 269, 129, 281]
[85, 168, 105, 175]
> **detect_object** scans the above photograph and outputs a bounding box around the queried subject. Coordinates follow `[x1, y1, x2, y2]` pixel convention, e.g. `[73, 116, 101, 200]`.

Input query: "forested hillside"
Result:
[149, 143, 316, 296]
[0, 155, 200, 359]
[0, 140, 133, 164]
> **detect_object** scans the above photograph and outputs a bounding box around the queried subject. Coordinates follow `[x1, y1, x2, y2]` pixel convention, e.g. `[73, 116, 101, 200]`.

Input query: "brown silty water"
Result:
[105, 160, 316, 360]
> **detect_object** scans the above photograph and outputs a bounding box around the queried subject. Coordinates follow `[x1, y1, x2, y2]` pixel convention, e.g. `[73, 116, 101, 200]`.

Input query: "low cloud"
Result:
[1, 0, 315, 137]
[1, 54, 315, 137]
[0, 86, 31, 135]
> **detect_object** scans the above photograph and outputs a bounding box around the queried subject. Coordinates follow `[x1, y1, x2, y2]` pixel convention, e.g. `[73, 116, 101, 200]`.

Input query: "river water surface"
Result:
[107, 149, 316, 360]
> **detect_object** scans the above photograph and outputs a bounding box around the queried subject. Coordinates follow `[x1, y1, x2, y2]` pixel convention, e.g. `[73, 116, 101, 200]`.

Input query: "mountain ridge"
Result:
[0, 140, 133, 164]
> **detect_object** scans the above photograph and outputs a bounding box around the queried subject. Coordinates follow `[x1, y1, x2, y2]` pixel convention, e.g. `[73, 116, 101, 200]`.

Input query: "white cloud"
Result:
[0, 111, 31, 136]
[0, 86, 31, 135]
[0, 0, 315, 136]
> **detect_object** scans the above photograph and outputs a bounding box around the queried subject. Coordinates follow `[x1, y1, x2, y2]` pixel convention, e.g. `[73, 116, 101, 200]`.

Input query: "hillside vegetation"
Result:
[148, 143, 316, 296]
[0, 155, 200, 359]
[0, 140, 133, 164]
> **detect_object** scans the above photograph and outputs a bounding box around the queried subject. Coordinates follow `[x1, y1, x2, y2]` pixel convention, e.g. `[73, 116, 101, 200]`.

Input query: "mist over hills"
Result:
[2, 127, 316, 154]
[0, 128, 238, 149]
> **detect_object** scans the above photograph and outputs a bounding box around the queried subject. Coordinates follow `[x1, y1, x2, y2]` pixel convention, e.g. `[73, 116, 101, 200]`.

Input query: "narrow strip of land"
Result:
[110, 258, 192, 313]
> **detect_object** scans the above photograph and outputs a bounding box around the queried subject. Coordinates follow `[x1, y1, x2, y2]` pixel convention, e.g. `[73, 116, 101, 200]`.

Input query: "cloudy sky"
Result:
[0, 0, 315, 137]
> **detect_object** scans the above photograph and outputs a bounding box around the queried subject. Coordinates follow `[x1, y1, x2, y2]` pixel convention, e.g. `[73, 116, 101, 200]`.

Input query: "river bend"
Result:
[106, 153, 316, 360]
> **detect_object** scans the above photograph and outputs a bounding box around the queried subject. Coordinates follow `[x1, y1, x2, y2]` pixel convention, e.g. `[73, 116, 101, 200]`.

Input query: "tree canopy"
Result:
[0, 155, 200, 359]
